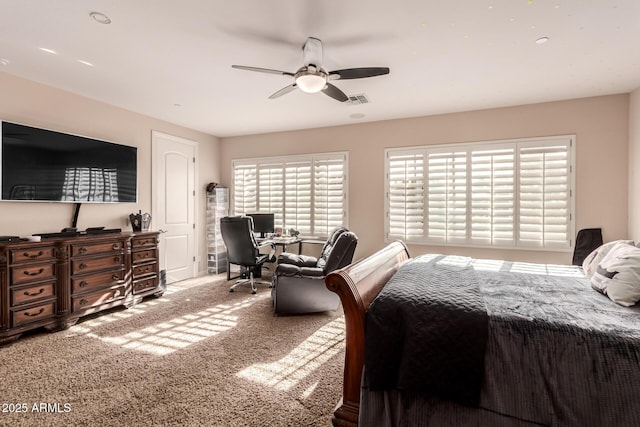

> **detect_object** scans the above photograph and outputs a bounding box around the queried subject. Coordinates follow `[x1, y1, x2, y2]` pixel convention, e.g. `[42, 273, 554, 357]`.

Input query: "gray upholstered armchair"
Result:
[271, 228, 358, 314]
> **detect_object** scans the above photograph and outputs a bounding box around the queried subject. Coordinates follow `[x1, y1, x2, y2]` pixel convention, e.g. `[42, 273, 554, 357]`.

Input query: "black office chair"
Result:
[220, 216, 275, 294]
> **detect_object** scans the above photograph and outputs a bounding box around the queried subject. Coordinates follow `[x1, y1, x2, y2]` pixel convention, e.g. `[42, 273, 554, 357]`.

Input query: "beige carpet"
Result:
[0, 275, 345, 427]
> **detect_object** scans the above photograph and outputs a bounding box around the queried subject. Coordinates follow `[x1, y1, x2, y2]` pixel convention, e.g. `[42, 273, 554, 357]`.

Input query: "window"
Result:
[232, 152, 347, 237]
[385, 136, 575, 250]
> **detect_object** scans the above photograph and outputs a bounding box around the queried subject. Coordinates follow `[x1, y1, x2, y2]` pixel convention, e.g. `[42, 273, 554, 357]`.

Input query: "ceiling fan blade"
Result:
[302, 37, 323, 68]
[232, 65, 294, 77]
[328, 67, 390, 80]
[269, 84, 297, 99]
[322, 83, 348, 102]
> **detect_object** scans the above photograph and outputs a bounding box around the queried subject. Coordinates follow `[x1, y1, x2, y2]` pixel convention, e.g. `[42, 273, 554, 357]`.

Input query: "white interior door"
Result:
[152, 131, 197, 283]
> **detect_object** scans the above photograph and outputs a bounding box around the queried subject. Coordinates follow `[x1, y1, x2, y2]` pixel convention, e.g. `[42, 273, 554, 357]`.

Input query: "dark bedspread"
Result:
[361, 254, 640, 427]
[364, 257, 488, 406]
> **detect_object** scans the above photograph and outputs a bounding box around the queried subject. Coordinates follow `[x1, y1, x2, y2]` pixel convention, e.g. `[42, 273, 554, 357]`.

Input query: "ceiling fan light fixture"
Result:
[295, 72, 327, 93]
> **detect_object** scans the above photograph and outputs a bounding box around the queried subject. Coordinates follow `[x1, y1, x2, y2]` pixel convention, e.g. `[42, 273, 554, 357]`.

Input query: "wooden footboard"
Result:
[325, 241, 411, 427]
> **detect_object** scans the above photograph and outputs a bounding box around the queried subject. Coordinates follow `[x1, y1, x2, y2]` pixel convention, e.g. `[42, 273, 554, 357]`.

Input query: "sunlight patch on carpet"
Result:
[72, 293, 267, 355]
[235, 316, 345, 391]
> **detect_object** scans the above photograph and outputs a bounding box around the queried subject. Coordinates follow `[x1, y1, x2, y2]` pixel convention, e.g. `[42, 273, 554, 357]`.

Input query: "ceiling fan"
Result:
[232, 37, 390, 102]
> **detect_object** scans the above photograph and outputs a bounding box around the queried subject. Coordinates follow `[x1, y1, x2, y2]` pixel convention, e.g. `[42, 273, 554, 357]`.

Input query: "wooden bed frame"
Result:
[324, 241, 411, 427]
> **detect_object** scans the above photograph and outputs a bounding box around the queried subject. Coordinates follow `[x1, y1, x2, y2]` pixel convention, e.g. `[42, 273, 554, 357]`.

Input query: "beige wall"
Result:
[629, 88, 640, 241]
[220, 94, 630, 264]
[0, 72, 221, 275]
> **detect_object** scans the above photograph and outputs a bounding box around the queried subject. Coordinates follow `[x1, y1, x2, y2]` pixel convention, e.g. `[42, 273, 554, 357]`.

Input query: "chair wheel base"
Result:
[251, 290, 257, 294]
[229, 289, 234, 293]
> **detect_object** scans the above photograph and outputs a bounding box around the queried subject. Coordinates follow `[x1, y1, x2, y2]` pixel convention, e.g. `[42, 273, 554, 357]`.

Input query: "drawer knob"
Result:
[114, 256, 120, 263]
[79, 263, 87, 270]
[24, 308, 45, 317]
[80, 298, 89, 306]
[24, 288, 45, 296]
[79, 247, 87, 254]
[23, 250, 44, 259]
[79, 281, 88, 288]
[24, 268, 44, 276]
[112, 274, 119, 281]
[112, 243, 120, 250]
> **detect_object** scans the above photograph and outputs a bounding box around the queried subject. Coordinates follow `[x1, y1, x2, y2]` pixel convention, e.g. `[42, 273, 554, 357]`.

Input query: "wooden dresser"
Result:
[130, 232, 164, 302]
[0, 231, 162, 346]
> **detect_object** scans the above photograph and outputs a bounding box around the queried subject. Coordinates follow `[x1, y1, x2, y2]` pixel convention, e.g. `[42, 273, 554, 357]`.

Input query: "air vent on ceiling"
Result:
[347, 94, 370, 105]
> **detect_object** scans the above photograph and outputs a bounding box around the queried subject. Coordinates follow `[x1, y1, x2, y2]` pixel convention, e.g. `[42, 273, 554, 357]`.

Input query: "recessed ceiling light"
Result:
[536, 37, 549, 44]
[90, 11, 111, 24]
[0, 58, 9, 66]
[39, 47, 57, 54]
[77, 59, 94, 66]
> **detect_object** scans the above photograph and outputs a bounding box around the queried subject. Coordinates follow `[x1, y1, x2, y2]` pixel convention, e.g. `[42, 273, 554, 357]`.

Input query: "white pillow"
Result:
[582, 240, 634, 279]
[590, 242, 640, 306]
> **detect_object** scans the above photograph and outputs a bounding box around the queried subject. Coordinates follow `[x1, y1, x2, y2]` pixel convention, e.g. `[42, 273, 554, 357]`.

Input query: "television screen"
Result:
[1, 121, 137, 203]
[247, 213, 275, 238]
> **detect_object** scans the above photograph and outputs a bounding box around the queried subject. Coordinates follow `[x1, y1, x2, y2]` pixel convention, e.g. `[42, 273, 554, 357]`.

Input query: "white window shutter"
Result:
[257, 161, 284, 227]
[385, 136, 573, 251]
[284, 160, 312, 234]
[232, 162, 257, 215]
[232, 153, 347, 238]
[518, 143, 571, 249]
[313, 156, 345, 236]
[387, 151, 424, 241]
[470, 147, 515, 246]
[426, 150, 467, 244]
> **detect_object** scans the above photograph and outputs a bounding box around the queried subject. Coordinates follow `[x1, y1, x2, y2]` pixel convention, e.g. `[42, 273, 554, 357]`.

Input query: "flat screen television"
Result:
[247, 213, 275, 238]
[0, 121, 137, 203]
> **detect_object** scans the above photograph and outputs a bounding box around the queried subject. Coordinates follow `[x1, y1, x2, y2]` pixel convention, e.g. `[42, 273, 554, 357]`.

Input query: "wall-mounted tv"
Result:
[1, 121, 137, 203]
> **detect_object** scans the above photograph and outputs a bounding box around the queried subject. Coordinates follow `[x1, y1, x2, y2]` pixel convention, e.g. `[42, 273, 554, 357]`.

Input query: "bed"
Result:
[325, 241, 640, 427]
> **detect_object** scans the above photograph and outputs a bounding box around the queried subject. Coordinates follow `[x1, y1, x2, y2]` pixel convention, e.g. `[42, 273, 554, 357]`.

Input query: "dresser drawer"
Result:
[71, 241, 124, 257]
[11, 281, 56, 306]
[72, 286, 125, 311]
[71, 269, 125, 294]
[10, 246, 56, 264]
[133, 277, 158, 294]
[132, 262, 157, 278]
[10, 263, 56, 285]
[132, 248, 157, 264]
[12, 302, 56, 327]
[72, 254, 124, 275]
[132, 236, 157, 248]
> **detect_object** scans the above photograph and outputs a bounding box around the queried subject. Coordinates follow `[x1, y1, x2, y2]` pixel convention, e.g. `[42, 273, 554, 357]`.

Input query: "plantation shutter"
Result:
[232, 153, 347, 237]
[385, 135, 573, 251]
[386, 150, 424, 241]
[426, 150, 467, 244]
[470, 147, 515, 246]
[257, 161, 284, 227]
[518, 140, 571, 249]
[284, 160, 312, 235]
[313, 155, 346, 236]
[233, 162, 257, 215]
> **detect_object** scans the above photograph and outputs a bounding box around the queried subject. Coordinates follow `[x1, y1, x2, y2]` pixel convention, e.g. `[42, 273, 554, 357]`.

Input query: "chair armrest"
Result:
[278, 252, 317, 267]
[299, 267, 325, 278]
[275, 263, 325, 279]
[259, 241, 276, 262]
[275, 263, 301, 277]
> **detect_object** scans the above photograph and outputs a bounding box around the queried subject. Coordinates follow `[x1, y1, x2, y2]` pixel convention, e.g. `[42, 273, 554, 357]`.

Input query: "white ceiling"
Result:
[0, 0, 639, 138]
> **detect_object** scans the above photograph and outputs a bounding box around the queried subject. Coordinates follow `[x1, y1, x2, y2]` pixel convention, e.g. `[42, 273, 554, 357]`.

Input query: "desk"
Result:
[257, 236, 302, 254]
